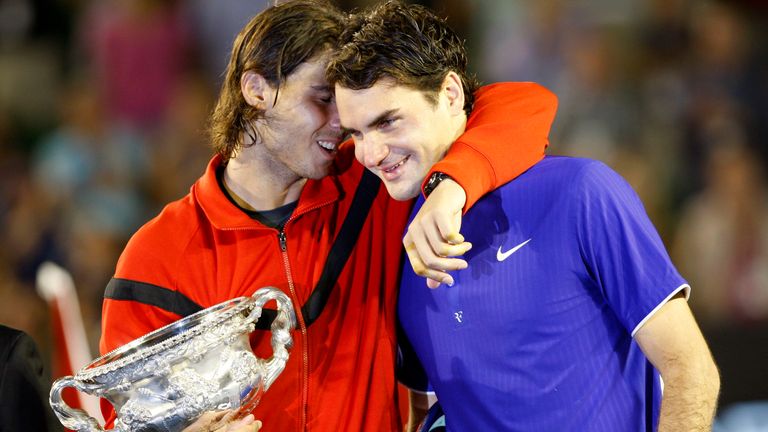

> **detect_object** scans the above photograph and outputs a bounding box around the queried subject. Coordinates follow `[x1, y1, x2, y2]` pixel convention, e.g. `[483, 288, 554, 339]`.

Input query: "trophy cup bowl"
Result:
[49, 287, 296, 432]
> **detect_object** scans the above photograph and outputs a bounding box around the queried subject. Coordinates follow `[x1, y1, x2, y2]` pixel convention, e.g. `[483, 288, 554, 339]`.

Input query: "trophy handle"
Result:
[50, 376, 105, 432]
[246, 287, 296, 390]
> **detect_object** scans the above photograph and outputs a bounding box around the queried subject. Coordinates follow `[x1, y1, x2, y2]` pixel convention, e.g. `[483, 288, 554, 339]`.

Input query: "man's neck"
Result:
[222, 154, 307, 212]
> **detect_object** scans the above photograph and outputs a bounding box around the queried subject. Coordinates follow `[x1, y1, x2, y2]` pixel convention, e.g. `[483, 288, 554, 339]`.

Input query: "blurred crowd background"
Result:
[1, 0, 766, 425]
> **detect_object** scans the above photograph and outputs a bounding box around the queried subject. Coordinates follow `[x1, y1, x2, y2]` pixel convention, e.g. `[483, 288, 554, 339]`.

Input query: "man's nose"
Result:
[328, 105, 342, 131]
[358, 134, 389, 168]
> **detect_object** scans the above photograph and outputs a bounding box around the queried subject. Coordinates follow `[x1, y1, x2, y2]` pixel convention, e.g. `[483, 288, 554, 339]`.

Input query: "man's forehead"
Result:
[336, 79, 399, 101]
[337, 85, 403, 130]
[284, 53, 330, 82]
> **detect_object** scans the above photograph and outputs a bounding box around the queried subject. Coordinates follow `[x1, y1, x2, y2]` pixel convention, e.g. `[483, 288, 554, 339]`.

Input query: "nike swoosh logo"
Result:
[496, 239, 531, 262]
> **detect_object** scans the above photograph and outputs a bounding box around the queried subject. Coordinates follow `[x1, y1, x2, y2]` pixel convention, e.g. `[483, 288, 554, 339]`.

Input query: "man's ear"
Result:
[442, 71, 465, 115]
[241, 71, 273, 108]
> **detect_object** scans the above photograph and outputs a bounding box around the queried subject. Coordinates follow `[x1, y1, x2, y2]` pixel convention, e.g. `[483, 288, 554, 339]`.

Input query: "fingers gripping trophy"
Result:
[49, 288, 296, 432]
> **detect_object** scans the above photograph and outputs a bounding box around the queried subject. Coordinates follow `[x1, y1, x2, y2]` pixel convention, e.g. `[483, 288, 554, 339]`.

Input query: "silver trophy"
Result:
[50, 287, 296, 432]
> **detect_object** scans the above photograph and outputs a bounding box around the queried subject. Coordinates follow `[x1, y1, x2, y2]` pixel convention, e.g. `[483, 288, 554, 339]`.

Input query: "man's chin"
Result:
[382, 181, 421, 202]
[304, 163, 334, 180]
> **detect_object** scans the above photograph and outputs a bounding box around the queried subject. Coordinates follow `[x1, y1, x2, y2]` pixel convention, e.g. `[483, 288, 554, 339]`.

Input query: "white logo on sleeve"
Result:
[496, 238, 532, 262]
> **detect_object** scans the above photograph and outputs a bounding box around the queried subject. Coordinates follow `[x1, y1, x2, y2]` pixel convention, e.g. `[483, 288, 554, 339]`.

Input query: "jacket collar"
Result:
[195, 154, 342, 230]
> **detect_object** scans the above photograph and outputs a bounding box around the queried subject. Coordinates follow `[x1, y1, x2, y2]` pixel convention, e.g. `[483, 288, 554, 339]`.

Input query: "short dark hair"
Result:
[327, 0, 478, 113]
[209, 0, 346, 161]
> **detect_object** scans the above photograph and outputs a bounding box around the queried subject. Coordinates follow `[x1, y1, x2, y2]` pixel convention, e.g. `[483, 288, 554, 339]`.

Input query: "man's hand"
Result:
[183, 412, 262, 432]
[403, 179, 472, 288]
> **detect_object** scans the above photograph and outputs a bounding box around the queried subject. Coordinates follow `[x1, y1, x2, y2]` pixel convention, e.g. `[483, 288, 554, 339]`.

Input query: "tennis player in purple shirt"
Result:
[330, 2, 720, 431]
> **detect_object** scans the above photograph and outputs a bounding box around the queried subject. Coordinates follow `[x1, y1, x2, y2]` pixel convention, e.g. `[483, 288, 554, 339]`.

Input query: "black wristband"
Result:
[423, 172, 452, 197]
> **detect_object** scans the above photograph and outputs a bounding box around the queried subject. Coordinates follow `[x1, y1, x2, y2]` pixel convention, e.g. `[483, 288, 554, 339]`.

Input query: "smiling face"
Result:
[246, 54, 345, 181]
[335, 74, 467, 200]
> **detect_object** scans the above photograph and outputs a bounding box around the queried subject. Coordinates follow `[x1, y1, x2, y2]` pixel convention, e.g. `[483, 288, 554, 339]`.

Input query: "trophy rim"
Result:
[76, 296, 252, 382]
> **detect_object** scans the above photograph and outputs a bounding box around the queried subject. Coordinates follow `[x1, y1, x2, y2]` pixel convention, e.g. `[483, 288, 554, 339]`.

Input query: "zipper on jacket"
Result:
[277, 228, 310, 431]
[277, 200, 336, 431]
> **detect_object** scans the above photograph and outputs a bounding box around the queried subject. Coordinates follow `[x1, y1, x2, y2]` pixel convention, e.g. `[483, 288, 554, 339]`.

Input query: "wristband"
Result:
[423, 172, 452, 197]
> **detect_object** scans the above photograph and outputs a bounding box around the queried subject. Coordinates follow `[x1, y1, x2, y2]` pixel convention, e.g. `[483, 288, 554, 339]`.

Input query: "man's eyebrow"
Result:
[365, 109, 399, 129]
[311, 84, 333, 92]
[341, 109, 400, 134]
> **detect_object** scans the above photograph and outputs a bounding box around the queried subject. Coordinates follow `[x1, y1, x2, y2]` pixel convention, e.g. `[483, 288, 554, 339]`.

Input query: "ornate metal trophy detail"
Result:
[49, 287, 296, 432]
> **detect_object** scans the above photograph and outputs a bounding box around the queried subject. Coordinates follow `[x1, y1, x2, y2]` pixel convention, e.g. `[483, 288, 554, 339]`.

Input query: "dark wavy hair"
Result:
[326, 0, 478, 113]
[208, 0, 346, 161]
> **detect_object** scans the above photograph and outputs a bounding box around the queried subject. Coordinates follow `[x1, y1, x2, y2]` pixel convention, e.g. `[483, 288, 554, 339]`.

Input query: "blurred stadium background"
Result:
[0, 0, 766, 429]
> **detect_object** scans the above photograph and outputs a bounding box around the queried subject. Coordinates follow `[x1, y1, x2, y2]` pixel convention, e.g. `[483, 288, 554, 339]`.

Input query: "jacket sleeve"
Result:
[425, 82, 558, 211]
[98, 226, 190, 427]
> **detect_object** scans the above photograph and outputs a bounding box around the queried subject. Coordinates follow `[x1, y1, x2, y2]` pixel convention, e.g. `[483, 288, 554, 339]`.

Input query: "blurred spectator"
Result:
[552, 24, 637, 166]
[676, 1, 758, 201]
[31, 78, 149, 224]
[609, 147, 670, 238]
[0, 262, 49, 350]
[183, 0, 268, 86]
[78, 0, 192, 130]
[0, 108, 24, 229]
[470, 0, 566, 85]
[144, 72, 214, 208]
[27, 77, 151, 342]
[415, 0, 474, 41]
[634, 0, 692, 214]
[674, 138, 768, 328]
[0, 0, 67, 136]
[2, 173, 64, 286]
